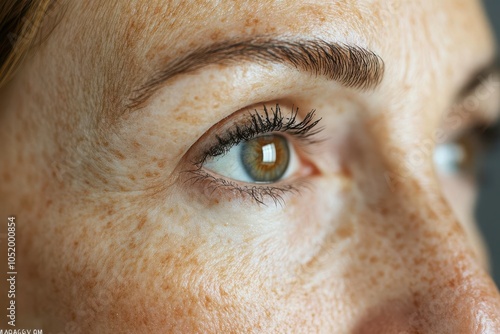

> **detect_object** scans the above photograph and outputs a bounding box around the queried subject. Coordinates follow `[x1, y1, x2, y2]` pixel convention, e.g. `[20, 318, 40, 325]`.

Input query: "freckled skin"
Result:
[1, 0, 500, 333]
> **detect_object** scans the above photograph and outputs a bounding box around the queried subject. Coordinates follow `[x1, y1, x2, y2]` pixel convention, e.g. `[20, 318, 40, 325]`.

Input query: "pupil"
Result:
[240, 134, 290, 183]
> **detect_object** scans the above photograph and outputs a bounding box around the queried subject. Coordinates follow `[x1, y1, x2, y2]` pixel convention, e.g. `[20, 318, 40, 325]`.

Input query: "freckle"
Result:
[144, 171, 153, 178]
[132, 141, 141, 149]
[157, 160, 165, 168]
[128, 174, 136, 181]
[73, 240, 79, 248]
[105, 221, 113, 229]
[46, 199, 53, 207]
[102, 141, 109, 147]
[110, 149, 126, 160]
[83, 280, 96, 290]
[161, 282, 171, 293]
[161, 254, 173, 265]
[379, 207, 389, 215]
[209, 30, 222, 40]
[136, 217, 146, 230]
[336, 225, 354, 239]
[219, 287, 228, 297]
[413, 257, 424, 266]
[422, 230, 434, 239]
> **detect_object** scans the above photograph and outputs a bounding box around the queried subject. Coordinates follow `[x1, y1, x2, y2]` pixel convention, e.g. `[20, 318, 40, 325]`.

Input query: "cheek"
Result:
[17, 187, 295, 331]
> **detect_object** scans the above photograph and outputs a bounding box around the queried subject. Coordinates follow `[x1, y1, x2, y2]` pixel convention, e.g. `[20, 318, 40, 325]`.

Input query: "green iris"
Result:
[240, 134, 290, 183]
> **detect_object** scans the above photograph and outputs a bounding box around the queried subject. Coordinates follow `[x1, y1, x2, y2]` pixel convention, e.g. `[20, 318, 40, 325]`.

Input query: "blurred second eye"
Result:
[203, 134, 299, 183]
[434, 121, 500, 178]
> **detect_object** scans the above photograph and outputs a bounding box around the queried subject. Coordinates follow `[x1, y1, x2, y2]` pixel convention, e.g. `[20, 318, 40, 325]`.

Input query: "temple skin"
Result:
[0, 0, 500, 332]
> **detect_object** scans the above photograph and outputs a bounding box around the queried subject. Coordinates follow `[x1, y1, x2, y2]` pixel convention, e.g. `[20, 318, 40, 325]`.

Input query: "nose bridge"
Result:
[381, 181, 500, 333]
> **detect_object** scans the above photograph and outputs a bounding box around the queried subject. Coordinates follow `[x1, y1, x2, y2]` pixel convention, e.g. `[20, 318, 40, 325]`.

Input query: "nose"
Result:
[353, 181, 500, 334]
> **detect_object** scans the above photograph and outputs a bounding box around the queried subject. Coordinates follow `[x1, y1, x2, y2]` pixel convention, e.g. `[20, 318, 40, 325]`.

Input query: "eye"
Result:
[434, 137, 474, 176]
[203, 133, 299, 183]
[185, 104, 323, 204]
[434, 122, 500, 177]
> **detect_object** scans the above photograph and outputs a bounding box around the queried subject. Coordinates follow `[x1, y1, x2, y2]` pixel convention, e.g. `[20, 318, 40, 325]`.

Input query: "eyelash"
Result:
[184, 104, 323, 205]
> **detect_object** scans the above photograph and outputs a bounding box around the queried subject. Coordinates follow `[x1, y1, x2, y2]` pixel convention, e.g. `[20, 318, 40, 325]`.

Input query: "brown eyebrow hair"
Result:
[457, 57, 500, 101]
[126, 37, 385, 109]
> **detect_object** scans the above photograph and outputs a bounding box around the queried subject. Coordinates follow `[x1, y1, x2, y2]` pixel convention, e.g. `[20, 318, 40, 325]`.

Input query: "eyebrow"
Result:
[457, 57, 500, 101]
[126, 37, 385, 109]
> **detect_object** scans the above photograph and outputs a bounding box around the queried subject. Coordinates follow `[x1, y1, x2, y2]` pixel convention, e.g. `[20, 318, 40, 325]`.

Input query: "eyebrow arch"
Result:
[126, 37, 385, 109]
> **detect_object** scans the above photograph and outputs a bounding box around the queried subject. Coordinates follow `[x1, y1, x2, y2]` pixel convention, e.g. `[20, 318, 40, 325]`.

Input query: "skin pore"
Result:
[1, 0, 500, 332]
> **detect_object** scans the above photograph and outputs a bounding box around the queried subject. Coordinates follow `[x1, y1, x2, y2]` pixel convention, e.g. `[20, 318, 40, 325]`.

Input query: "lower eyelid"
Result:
[179, 164, 311, 206]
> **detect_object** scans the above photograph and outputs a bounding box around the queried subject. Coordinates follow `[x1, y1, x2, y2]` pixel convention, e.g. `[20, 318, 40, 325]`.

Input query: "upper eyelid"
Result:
[194, 104, 323, 166]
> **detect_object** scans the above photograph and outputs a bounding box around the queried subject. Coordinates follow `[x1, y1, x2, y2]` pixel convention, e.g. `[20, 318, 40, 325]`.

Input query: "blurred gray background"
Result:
[479, 0, 500, 286]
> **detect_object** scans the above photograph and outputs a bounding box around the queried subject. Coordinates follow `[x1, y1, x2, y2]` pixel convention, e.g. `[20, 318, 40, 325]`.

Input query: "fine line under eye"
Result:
[195, 103, 323, 167]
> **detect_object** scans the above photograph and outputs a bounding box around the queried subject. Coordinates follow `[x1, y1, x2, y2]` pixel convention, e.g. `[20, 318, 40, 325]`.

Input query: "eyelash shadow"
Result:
[184, 103, 322, 205]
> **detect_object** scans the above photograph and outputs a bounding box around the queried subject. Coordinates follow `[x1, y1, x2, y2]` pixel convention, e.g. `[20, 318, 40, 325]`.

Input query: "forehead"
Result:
[67, 0, 493, 68]
[45, 0, 494, 115]
[105, 0, 490, 44]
